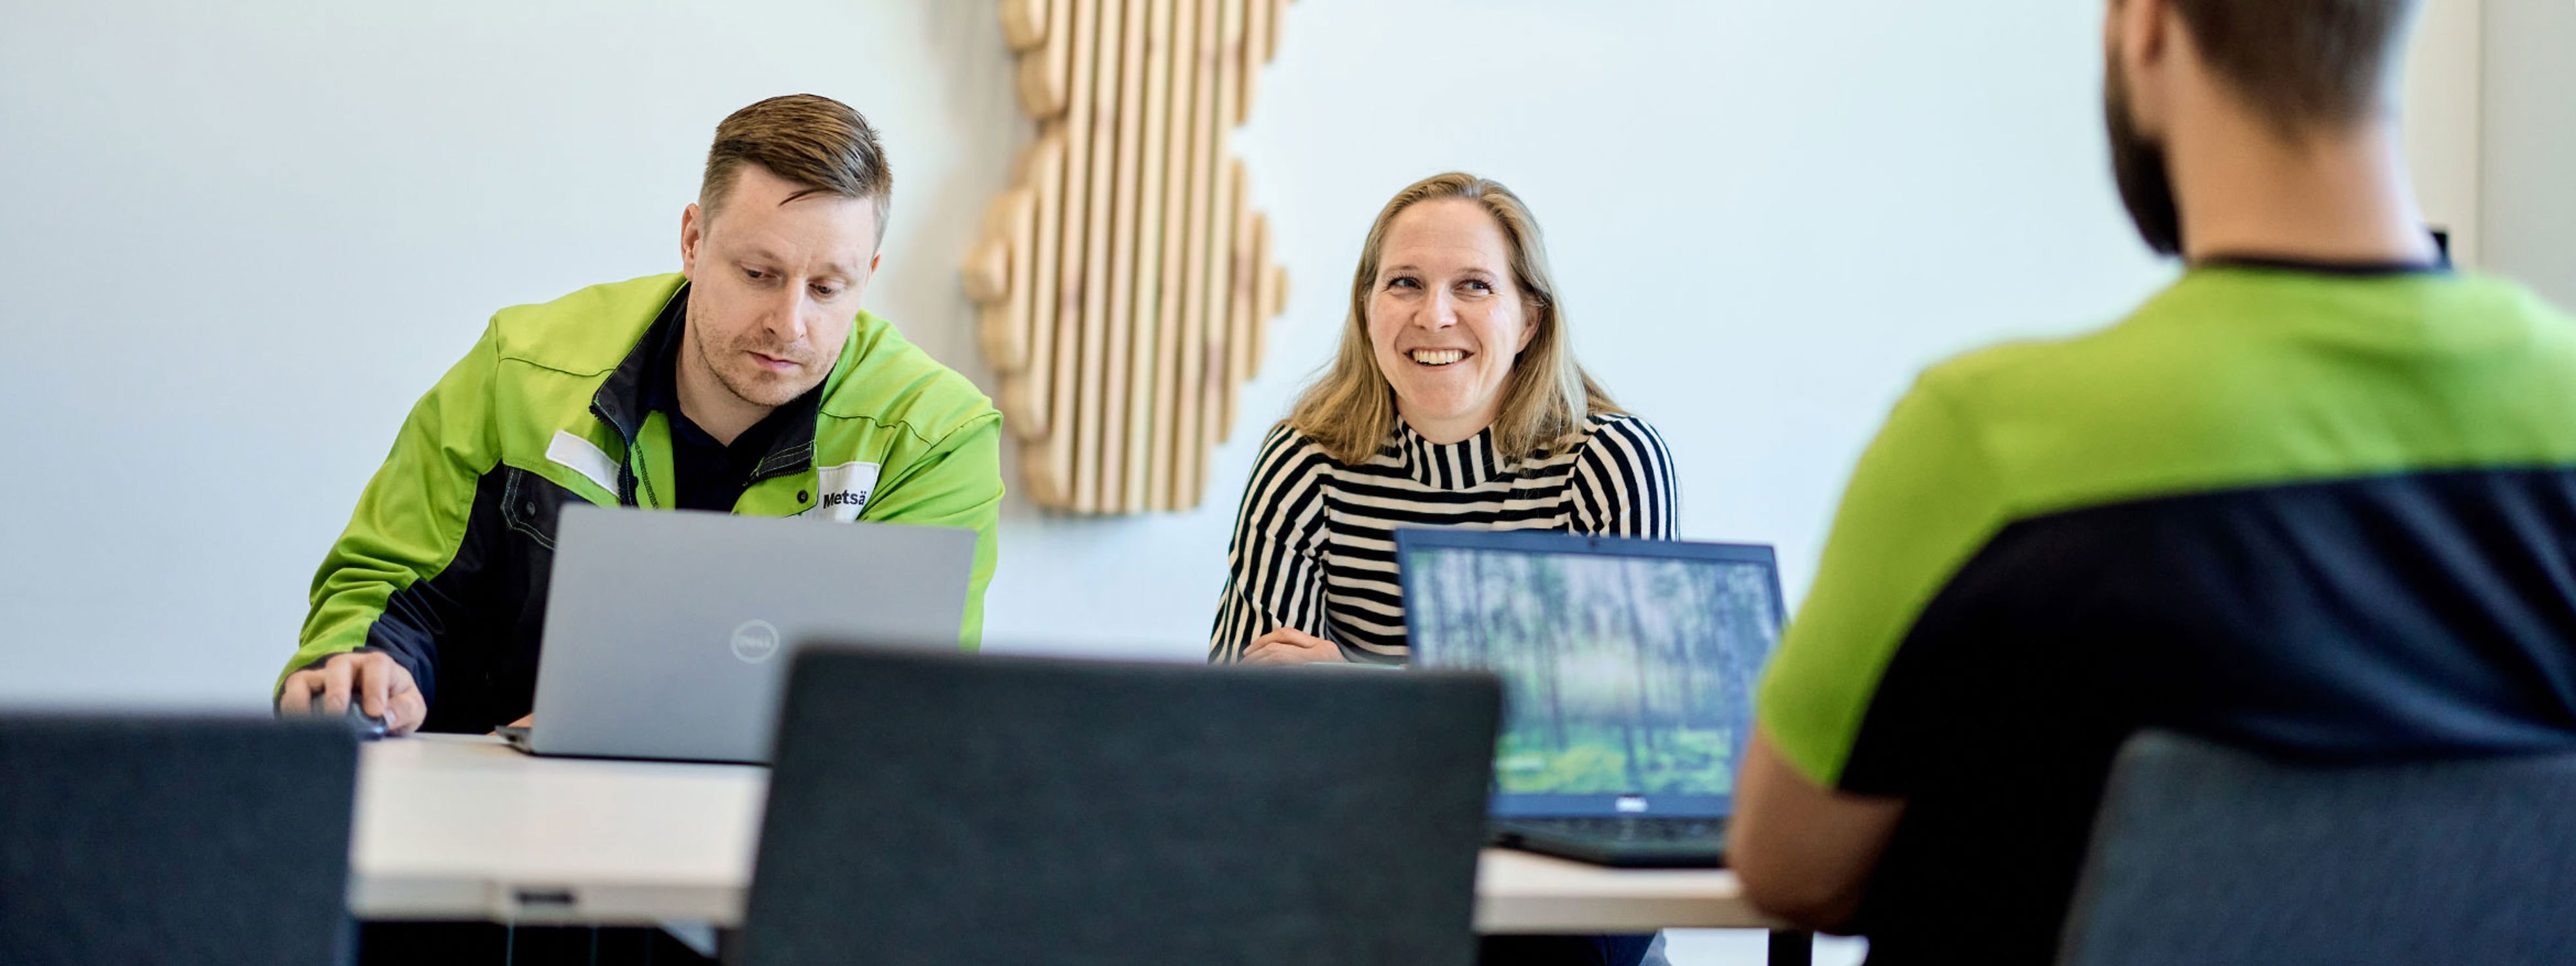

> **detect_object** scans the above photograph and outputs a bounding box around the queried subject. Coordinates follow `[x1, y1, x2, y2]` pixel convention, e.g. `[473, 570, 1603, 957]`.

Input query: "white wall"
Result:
[2402, 0, 2484, 266]
[0, 0, 1017, 705]
[0, 0, 2515, 703]
[0, 5, 2503, 961]
[2482, 0, 2576, 305]
[1007, 0, 2176, 661]
[0, 1, 2173, 710]
[0, 0, 2282, 711]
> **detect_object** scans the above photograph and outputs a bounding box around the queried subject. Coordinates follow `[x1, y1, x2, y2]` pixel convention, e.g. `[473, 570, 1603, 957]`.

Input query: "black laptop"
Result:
[1396, 529, 1786, 868]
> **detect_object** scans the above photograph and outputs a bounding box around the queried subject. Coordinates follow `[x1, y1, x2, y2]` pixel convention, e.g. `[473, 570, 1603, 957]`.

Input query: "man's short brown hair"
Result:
[2169, 0, 2419, 130]
[700, 93, 892, 241]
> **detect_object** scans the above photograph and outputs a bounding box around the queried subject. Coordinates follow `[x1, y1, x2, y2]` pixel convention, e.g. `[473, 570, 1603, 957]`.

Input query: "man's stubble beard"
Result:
[2105, 59, 2185, 258]
[690, 300, 822, 408]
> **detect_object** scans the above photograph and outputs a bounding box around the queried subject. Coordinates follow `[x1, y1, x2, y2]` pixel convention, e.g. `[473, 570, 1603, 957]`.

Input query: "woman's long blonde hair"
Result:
[1287, 172, 1620, 465]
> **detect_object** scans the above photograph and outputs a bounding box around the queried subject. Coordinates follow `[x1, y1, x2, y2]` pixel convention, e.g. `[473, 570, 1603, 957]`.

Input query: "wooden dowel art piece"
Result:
[966, 0, 1293, 514]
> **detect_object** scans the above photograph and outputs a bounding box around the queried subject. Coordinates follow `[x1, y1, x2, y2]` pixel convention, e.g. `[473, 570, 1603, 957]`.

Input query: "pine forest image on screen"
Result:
[1408, 549, 1779, 796]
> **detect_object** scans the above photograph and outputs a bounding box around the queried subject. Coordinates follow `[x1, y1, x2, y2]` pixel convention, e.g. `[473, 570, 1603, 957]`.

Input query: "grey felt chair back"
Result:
[741, 650, 1502, 966]
[0, 716, 360, 966]
[2058, 729, 2576, 966]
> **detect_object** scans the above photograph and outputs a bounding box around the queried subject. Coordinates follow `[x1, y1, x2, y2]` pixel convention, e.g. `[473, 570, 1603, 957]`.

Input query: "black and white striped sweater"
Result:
[1210, 412, 1680, 664]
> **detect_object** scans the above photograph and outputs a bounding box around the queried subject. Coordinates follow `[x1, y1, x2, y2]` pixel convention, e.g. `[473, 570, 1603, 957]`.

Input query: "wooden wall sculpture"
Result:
[962, 0, 1293, 514]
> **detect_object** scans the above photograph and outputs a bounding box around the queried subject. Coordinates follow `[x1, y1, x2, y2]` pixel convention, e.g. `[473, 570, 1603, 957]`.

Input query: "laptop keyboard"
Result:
[1497, 816, 1723, 842]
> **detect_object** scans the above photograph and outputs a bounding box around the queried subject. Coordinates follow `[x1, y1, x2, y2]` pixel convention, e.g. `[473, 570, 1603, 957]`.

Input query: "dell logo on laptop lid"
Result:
[729, 619, 781, 663]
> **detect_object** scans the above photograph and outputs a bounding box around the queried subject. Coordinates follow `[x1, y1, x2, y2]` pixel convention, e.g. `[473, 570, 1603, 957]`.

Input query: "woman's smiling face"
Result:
[1366, 198, 1536, 443]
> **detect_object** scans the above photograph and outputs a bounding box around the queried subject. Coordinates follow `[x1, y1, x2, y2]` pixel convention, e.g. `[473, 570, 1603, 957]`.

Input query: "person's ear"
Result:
[2116, 0, 2177, 137]
[681, 203, 705, 280]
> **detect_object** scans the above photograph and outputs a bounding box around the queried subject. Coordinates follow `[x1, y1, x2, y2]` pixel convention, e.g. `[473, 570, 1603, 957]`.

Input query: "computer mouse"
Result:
[312, 693, 391, 740]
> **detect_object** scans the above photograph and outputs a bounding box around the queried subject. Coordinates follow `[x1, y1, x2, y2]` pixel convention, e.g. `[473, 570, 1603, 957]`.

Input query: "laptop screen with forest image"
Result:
[1397, 530, 1786, 818]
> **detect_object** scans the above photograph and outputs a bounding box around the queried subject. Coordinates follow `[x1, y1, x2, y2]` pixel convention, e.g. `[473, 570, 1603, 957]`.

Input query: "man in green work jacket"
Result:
[275, 94, 1003, 735]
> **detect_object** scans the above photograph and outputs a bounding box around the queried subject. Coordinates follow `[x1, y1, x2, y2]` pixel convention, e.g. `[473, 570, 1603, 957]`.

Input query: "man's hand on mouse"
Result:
[277, 650, 426, 736]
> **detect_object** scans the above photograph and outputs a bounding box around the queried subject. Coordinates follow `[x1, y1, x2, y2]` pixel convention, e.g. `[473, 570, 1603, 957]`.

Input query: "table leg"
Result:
[1767, 929, 1813, 966]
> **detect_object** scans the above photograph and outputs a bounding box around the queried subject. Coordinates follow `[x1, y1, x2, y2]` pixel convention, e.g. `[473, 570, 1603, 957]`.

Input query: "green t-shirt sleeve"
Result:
[1757, 372, 2011, 790]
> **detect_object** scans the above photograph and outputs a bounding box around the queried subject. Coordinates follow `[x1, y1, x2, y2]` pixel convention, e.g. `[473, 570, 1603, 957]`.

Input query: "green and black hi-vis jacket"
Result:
[281, 273, 1004, 732]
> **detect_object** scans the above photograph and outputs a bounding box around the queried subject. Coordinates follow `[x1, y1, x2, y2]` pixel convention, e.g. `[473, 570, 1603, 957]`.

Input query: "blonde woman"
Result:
[1209, 173, 1676, 963]
[1212, 172, 1678, 667]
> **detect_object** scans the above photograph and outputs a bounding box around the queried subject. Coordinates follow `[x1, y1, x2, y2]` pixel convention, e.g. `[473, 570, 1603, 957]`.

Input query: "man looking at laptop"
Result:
[1733, 0, 2576, 961]
[275, 94, 1003, 736]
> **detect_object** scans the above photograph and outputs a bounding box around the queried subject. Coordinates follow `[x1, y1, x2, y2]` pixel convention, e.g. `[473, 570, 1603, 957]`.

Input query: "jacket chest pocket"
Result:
[500, 468, 588, 552]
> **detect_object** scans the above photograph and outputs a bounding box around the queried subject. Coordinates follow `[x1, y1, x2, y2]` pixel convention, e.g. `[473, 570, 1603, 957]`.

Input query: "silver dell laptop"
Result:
[503, 504, 975, 764]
